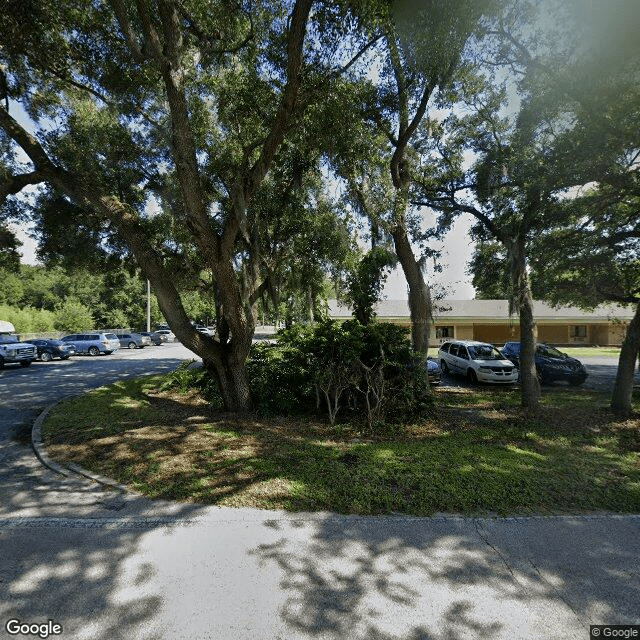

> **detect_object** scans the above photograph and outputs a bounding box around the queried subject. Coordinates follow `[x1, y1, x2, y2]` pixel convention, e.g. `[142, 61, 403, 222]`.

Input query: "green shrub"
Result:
[0, 304, 56, 333]
[160, 360, 203, 393]
[54, 299, 94, 332]
[249, 320, 433, 426]
[247, 341, 316, 416]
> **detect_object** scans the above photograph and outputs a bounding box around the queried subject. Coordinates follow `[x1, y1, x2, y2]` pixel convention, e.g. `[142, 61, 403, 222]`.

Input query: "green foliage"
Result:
[247, 341, 315, 416]
[160, 361, 204, 394]
[248, 320, 432, 425]
[0, 225, 21, 272]
[53, 298, 94, 332]
[0, 269, 25, 305]
[0, 264, 168, 331]
[345, 247, 397, 324]
[0, 303, 55, 333]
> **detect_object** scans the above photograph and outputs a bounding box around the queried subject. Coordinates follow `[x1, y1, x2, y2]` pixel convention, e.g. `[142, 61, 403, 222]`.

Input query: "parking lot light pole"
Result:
[147, 280, 151, 332]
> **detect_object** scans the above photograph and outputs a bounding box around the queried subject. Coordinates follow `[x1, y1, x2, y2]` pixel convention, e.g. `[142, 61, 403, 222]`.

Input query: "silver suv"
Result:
[61, 332, 120, 356]
[438, 340, 518, 384]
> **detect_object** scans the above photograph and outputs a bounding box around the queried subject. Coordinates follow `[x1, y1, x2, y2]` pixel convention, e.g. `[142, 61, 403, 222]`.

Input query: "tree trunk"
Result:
[205, 351, 252, 413]
[391, 222, 432, 354]
[510, 239, 540, 410]
[611, 301, 640, 414]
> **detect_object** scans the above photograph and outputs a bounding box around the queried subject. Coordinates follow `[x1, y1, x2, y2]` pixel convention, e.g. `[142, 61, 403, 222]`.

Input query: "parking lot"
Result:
[0, 342, 195, 442]
[437, 355, 639, 392]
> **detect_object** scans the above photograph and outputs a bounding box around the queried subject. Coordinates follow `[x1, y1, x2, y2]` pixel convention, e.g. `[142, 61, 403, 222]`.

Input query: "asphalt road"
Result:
[1, 344, 639, 640]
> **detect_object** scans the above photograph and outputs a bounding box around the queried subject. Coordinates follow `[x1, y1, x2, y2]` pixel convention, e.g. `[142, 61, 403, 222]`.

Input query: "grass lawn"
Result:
[42, 375, 640, 516]
[561, 346, 621, 358]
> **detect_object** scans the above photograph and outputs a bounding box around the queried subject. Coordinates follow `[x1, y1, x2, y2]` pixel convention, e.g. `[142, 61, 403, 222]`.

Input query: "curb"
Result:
[31, 398, 127, 492]
[31, 401, 70, 477]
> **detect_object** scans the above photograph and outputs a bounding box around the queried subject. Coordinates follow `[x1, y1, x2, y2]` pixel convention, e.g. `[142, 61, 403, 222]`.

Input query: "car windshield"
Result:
[0, 335, 19, 344]
[467, 344, 504, 360]
[537, 345, 565, 358]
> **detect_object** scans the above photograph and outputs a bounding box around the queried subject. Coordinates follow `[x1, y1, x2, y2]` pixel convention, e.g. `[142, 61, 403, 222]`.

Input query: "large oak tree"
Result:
[0, 0, 374, 411]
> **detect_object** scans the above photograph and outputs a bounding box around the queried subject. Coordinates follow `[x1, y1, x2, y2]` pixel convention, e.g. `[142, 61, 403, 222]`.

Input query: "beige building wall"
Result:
[538, 324, 568, 344]
[606, 323, 628, 346]
[383, 317, 625, 346]
[472, 323, 519, 344]
[454, 324, 475, 340]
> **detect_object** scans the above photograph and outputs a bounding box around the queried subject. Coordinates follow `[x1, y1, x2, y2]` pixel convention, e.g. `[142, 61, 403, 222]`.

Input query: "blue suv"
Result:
[501, 342, 588, 386]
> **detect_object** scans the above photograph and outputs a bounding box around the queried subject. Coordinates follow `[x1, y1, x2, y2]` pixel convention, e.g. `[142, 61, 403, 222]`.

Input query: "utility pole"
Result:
[146, 280, 151, 332]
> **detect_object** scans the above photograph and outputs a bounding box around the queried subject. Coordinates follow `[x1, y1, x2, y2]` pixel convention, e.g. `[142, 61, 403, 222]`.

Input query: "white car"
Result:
[438, 340, 518, 384]
[155, 329, 175, 343]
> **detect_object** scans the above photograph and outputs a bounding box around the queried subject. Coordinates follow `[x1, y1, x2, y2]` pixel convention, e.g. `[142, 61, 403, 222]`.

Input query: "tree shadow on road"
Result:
[251, 512, 640, 639]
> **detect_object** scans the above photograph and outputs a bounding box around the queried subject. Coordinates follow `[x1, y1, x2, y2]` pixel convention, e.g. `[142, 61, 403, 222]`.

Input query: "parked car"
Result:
[61, 332, 120, 356]
[116, 332, 151, 349]
[438, 340, 518, 384]
[426, 357, 442, 385]
[195, 325, 216, 336]
[0, 321, 37, 368]
[139, 331, 163, 346]
[154, 329, 175, 343]
[29, 338, 76, 361]
[501, 342, 588, 386]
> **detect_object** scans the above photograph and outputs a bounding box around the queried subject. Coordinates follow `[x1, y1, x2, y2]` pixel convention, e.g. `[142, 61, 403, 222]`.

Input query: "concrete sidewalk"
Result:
[2, 501, 639, 639]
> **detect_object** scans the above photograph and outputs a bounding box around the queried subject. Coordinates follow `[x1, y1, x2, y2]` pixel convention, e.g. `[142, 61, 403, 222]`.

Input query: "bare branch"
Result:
[245, 0, 313, 197]
[0, 170, 45, 204]
[108, 0, 145, 62]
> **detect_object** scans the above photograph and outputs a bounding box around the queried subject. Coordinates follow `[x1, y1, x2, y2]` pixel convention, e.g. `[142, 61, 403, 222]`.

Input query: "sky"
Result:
[381, 215, 476, 300]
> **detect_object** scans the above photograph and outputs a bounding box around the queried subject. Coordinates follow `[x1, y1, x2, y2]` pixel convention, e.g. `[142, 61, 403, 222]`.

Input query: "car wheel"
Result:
[88, 346, 100, 356]
[20, 360, 32, 367]
[440, 359, 449, 373]
[128, 342, 137, 349]
[61, 355, 70, 360]
[467, 369, 478, 383]
[40, 351, 53, 362]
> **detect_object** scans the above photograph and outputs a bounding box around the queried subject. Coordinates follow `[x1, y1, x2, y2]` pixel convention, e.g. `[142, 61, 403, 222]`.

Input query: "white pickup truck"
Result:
[0, 321, 37, 369]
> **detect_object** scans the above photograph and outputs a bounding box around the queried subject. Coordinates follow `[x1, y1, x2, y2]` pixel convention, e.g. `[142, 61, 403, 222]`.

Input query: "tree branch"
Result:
[108, 0, 145, 62]
[0, 170, 45, 204]
[245, 0, 313, 197]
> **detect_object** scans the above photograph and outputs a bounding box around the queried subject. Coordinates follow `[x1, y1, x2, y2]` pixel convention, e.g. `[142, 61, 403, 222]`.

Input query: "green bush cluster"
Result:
[248, 320, 433, 425]
[0, 304, 56, 334]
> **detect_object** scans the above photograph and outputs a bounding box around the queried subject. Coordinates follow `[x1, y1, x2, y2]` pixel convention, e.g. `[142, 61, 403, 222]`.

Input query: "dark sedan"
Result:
[29, 339, 76, 362]
[501, 342, 588, 386]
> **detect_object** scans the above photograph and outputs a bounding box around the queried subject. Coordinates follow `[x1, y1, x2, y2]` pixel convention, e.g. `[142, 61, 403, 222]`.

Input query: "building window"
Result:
[436, 326, 454, 339]
[570, 325, 587, 338]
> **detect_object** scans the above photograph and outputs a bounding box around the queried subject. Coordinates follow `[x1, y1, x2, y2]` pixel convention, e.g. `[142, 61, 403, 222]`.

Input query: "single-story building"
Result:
[327, 299, 635, 347]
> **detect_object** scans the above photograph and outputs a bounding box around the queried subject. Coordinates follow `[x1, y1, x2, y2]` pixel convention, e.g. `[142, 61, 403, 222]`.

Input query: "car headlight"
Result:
[479, 367, 492, 372]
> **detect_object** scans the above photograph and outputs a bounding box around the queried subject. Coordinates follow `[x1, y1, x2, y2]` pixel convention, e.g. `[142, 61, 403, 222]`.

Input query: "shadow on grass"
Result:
[43, 381, 640, 516]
